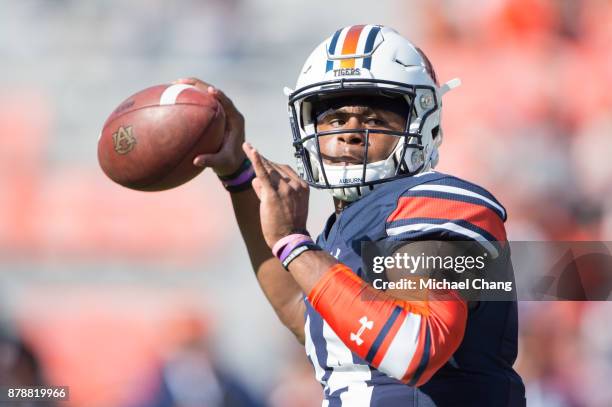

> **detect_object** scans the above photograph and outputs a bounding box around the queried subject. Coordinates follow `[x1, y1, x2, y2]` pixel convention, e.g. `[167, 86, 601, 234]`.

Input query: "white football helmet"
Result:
[285, 25, 460, 202]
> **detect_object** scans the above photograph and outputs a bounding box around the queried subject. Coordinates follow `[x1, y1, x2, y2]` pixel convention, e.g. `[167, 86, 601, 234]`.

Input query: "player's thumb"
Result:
[193, 154, 221, 168]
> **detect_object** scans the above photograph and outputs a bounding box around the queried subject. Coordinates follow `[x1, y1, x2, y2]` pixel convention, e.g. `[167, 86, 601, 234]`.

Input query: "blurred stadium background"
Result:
[1, 0, 611, 406]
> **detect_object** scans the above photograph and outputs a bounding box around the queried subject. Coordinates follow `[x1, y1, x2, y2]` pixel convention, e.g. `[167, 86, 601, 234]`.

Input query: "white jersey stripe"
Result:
[159, 84, 194, 105]
[339, 385, 374, 406]
[305, 315, 327, 384]
[410, 184, 506, 219]
[413, 170, 435, 178]
[378, 314, 422, 379]
[387, 222, 499, 258]
[323, 321, 372, 394]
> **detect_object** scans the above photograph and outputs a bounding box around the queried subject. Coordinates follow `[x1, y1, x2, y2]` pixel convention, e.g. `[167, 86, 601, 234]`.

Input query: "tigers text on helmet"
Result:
[285, 25, 460, 202]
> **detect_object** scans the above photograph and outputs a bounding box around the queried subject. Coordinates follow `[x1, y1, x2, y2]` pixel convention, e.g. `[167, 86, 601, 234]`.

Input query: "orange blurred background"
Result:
[1, 1, 611, 406]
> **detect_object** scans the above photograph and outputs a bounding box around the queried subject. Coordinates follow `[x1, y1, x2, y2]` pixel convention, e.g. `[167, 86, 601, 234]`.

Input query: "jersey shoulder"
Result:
[384, 172, 508, 256]
[319, 172, 450, 249]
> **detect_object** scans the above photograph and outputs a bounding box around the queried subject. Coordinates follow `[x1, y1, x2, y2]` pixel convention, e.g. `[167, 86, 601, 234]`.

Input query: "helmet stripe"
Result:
[362, 26, 381, 70]
[340, 25, 366, 68]
[325, 28, 343, 72]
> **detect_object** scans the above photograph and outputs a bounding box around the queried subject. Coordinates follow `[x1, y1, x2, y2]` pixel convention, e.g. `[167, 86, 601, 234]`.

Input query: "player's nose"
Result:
[335, 117, 365, 145]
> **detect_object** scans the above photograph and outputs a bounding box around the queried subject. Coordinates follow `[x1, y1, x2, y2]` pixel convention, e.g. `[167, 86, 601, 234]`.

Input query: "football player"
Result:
[182, 25, 526, 406]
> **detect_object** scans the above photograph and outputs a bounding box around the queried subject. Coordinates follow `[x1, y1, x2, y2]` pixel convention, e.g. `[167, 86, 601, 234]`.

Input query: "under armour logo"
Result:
[350, 316, 374, 346]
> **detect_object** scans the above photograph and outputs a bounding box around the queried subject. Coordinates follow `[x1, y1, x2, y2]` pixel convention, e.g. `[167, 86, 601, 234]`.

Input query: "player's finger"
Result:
[174, 79, 239, 118]
[174, 77, 205, 85]
[248, 145, 279, 177]
[278, 164, 301, 182]
[207, 86, 239, 115]
[174, 77, 211, 93]
[243, 142, 274, 188]
[255, 154, 287, 191]
[208, 87, 244, 141]
[268, 162, 301, 190]
[257, 154, 287, 179]
[192, 132, 238, 167]
[267, 161, 290, 179]
[278, 163, 308, 189]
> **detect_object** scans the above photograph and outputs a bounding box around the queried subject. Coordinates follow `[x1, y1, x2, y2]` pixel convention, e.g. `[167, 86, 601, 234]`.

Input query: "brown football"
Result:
[98, 83, 225, 191]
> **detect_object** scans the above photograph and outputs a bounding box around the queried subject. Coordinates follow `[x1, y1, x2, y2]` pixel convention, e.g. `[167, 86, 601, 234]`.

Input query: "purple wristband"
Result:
[222, 165, 255, 187]
[272, 233, 309, 258]
[279, 236, 313, 263]
[218, 158, 256, 192]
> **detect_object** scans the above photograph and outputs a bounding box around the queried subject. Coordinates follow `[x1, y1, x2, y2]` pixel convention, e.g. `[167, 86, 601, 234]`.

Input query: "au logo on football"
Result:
[112, 125, 136, 154]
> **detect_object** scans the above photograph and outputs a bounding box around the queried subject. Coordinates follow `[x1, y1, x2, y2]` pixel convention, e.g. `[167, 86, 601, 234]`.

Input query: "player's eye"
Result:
[329, 118, 346, 127]
[365, 117, 385, 127]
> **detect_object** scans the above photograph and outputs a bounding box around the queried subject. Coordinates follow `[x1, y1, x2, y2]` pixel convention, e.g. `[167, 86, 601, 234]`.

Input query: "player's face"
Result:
[315, 100, 406, 165]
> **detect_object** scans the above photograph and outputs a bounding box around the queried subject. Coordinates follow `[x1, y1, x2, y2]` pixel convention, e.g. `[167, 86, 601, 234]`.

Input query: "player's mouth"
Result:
[321, 154, 364, 166]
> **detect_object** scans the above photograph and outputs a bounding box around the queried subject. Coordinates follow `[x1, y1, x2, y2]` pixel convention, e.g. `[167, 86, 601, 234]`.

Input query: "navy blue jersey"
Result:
[304, 171, 525, 406]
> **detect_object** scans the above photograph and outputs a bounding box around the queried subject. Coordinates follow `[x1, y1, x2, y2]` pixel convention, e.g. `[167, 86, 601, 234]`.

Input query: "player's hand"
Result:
[243, 142, 310, 248]
[174, 78, 246, 176]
